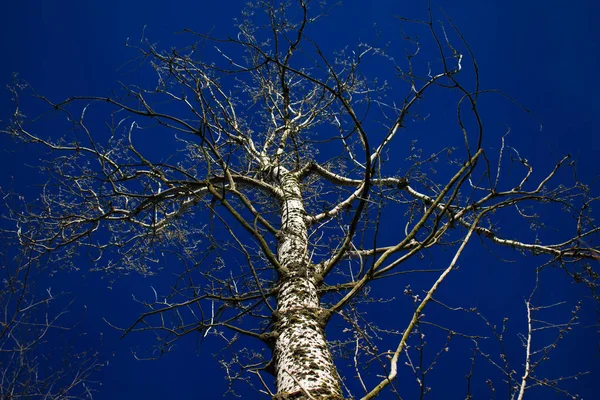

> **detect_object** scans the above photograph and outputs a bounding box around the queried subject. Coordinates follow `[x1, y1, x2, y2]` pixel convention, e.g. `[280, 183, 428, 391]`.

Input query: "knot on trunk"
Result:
[281, 262, 317, 279]
[259, 331, 279, 348]
[272, 307, 323, 331]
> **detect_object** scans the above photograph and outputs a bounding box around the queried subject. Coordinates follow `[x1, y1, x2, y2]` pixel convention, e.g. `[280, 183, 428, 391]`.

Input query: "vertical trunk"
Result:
[272, 171, 342, 399]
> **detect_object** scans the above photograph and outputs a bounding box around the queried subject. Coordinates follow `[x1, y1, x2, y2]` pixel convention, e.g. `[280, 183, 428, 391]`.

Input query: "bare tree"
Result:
[2, 1, 598, 398]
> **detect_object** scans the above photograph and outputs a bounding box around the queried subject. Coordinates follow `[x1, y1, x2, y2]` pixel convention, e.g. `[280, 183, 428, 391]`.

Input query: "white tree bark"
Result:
[273, 171, 342, 399]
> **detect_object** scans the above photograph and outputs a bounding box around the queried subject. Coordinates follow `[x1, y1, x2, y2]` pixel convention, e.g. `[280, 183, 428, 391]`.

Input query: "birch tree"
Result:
[2, 1, 598, 398]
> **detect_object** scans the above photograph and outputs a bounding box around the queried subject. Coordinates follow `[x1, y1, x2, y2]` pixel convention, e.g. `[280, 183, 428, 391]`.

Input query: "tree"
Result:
[2, 1, 598, 398]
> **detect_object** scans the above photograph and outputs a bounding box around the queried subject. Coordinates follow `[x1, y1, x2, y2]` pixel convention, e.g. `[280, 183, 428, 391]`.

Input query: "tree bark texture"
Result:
[273, 171, 343, 399]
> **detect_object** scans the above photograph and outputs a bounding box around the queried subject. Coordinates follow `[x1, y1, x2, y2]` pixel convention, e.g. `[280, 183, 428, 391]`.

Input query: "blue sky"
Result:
[1, 0, 599, 399]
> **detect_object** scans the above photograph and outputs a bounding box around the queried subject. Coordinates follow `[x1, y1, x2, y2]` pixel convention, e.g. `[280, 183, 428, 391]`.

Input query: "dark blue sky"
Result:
[1, 1, 599, 399]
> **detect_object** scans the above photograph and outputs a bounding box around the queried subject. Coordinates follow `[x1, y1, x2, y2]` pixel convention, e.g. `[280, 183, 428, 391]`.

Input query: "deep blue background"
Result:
[1, 1, 599, 398]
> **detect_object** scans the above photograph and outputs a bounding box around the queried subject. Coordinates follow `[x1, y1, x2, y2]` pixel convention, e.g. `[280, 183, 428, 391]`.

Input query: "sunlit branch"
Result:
[362, 212, 483, 400]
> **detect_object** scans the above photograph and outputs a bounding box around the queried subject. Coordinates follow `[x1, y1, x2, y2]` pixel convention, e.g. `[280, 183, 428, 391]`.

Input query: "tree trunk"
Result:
[272, 171, 343, 399]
